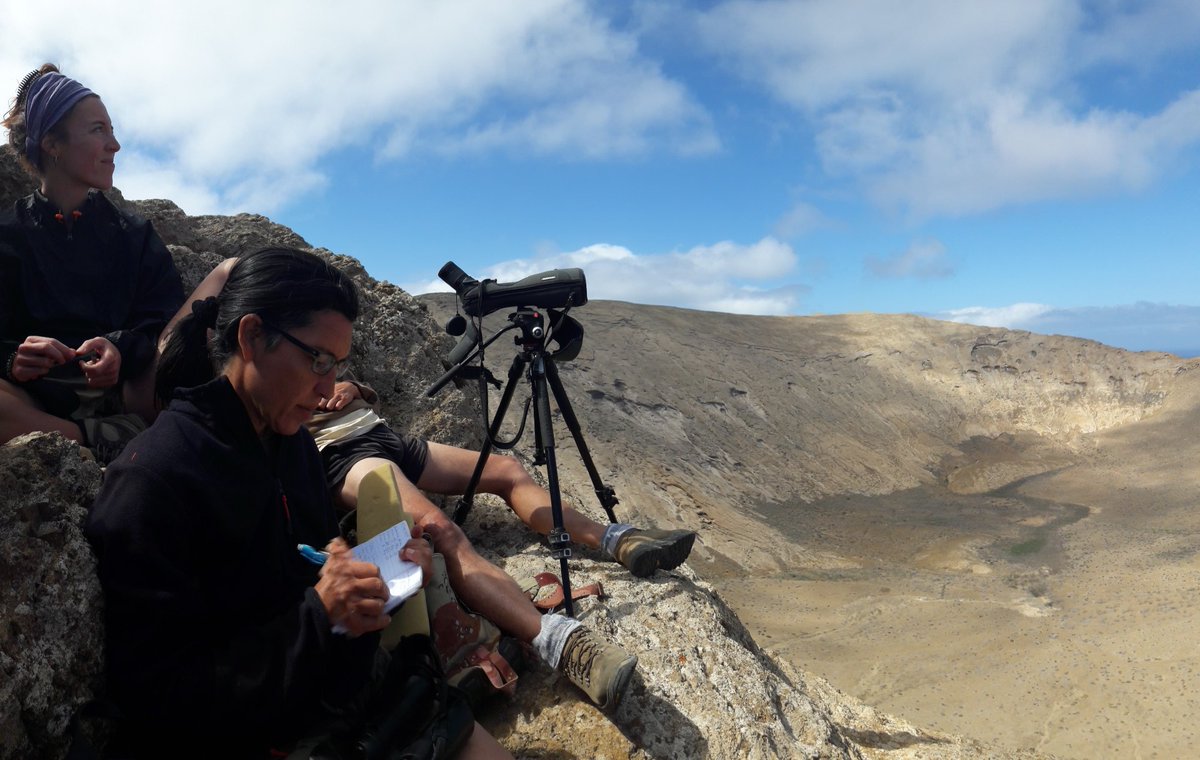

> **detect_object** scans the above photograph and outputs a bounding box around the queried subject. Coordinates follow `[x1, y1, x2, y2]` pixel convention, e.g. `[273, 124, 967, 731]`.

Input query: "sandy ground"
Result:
[709, 374, 1200, 759]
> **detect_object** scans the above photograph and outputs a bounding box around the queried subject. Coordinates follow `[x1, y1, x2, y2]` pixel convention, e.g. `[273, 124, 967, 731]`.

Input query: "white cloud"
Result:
[695, 1, 1075, 110]
[861, 93, 1182, 217]
[940, 303, 1055, 330]
[112, 154, 224, 217]
[866, 239, 953, 279]
[937, 302, 1200, 355]
[6, 0, 1198, 244]
[694, 0, 1200, 219]
[0, 0, 716, 214]
[409, 237, 805, 315]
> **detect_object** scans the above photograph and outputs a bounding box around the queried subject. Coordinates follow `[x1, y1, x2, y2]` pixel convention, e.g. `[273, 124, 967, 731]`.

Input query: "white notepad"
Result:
[351, 520, 423, 614]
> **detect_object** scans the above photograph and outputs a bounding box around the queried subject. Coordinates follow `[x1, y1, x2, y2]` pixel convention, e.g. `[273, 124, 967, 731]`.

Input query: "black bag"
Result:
[310, 634, 475, 760]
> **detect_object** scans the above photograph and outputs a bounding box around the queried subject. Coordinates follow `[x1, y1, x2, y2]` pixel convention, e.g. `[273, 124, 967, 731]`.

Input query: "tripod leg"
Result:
[530, 354, 576, 617]
[531, 389, 547, 467]
[453, 354, 526, 525]
[453, 446, 491, 526]
[544, 358, 620, 523]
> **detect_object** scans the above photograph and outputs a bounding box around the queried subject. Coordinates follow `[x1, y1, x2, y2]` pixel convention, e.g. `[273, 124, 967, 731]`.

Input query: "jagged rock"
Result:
[122, 194, 311, 261]
[0, 434, 104, 760]
[463, 527, 1049, 760]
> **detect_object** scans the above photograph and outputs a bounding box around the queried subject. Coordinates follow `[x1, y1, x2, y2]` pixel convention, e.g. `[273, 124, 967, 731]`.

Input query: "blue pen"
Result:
[297, 543, 329, 566]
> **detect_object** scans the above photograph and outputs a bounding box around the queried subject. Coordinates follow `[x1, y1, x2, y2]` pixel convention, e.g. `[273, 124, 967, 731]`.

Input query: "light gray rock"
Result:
[0, 434, 103, 760]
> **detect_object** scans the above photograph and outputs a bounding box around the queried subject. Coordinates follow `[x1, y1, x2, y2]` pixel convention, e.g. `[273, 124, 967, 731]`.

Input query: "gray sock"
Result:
[532, 613, 583, 669]
[601, 523, 635, 558]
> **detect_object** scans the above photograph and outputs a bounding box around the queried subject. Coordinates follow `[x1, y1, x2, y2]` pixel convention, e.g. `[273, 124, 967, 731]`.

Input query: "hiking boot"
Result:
[558, 626, 637, 711]
[613, 528, 697, 578]
[79, 413, 146, 465]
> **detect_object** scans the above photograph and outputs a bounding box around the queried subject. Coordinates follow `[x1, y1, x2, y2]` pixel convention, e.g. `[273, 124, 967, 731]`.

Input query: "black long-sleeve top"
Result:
[0, 190, 183, 382]
[85, 376, 380, 757]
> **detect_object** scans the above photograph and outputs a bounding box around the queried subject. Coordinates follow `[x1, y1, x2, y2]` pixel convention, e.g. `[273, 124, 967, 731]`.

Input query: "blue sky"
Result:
[4, 1, 1200, 353]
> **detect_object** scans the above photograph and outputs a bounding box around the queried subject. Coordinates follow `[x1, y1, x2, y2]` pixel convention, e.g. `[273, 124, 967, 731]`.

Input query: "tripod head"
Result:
[507, 308, 584, 361]
[424, 306, 584, 398]
[509, 307, 544, 339]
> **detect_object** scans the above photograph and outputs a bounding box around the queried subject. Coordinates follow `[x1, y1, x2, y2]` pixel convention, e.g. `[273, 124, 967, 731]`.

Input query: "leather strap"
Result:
[457, 645, 519, 696]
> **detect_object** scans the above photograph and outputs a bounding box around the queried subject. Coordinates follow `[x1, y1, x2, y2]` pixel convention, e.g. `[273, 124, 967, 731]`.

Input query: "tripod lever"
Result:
[595, 485, 619, 513]
[451, 496, 472, 525]
[457, 366, 501, 389]
[548, 527, 572, 560]
[425, 321, 511, 397]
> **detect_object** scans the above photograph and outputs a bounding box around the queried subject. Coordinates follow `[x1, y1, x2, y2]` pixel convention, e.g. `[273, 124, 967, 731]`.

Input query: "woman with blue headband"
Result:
[0, 64, 184, 463]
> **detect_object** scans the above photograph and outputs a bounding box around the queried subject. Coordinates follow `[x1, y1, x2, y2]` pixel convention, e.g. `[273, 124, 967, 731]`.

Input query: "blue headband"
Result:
[23, 72, 95, 165]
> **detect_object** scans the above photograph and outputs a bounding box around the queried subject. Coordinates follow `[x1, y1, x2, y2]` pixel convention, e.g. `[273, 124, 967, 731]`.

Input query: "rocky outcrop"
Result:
[0, 143, 1062, 759]
[0, 435, 103, 759]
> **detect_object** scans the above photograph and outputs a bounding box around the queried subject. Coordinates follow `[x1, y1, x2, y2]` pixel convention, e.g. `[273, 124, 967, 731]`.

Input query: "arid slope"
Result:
[423, 294, 1198, 758]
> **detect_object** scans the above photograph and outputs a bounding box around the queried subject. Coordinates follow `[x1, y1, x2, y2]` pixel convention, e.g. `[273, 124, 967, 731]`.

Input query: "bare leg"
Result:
[420, 442, 696, 579]
[417, 442, 608, 549]
[339, 457, 543, 643]
[0, 379, 83, 444]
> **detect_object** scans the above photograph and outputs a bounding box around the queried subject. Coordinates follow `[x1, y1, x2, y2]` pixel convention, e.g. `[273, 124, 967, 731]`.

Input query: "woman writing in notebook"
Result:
[87, 247, 509, 758]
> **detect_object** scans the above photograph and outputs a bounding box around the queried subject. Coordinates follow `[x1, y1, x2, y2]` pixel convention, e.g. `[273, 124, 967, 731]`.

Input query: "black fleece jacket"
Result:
[0, 190, 183, 382]
[86, 376, 380, 756]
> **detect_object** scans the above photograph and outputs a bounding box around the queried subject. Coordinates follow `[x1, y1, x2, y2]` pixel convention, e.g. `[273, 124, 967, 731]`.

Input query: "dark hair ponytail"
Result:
[156, 247, 360, 405]
[4, 63, 64, 177]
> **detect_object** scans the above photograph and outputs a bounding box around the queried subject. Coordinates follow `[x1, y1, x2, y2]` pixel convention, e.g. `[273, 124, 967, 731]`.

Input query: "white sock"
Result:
[601, 523, 635, 558]
[532, 613, 582, 669]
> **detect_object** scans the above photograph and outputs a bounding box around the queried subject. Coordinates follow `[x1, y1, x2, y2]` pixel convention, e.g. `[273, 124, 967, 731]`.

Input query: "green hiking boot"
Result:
[558, 626, 637, 711]
[613, 528, 697, 578]
[79, 413, 146, 465]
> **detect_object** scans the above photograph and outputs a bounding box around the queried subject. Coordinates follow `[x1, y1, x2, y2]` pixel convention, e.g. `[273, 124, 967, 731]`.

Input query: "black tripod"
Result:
[436, 308, 620, 617]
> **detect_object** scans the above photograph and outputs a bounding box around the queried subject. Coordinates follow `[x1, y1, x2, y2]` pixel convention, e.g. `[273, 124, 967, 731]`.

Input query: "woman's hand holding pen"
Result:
[314, 537, 391, 637]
